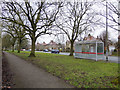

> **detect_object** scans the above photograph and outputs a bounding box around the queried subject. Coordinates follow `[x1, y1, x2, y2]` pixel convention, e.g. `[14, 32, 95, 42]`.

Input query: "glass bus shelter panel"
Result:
[74, 42, 104, 60]
[97, 55, 105, 60]
[75, 44, 82, 56]
[79, 43, 96, 59]
[89, 44, 96, 53]
[97, 43, 104, 53]
[97, 43, 104, 60]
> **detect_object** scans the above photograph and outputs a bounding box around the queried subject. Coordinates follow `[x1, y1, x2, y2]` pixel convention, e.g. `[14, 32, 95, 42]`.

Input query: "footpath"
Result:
[3, 52, 73, 88]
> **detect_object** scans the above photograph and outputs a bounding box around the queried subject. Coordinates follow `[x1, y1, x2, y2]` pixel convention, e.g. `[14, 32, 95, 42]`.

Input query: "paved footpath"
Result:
[4, 52, 73, 88]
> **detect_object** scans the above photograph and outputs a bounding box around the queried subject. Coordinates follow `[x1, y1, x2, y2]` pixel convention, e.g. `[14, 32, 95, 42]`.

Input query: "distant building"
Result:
[65, 34, 101, 52]
[83, 34, 117, 55]
[36, 40, 65, 51]
[65, 40, 71, 50]
[83, 34, 100, 41]
[47, 40, 58, 50]
[36, 42, 45, 51]
[65, 40, 77, 52]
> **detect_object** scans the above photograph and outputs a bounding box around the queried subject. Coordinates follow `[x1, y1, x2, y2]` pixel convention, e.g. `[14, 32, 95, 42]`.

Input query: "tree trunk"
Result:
[118, 36, 120, 56]
[29, 37, 36, 57]
[18, 39, 22, 53]
[12, 38, 16, 52]
[69, 41, 74, 56]
[12, 44, 14, 52]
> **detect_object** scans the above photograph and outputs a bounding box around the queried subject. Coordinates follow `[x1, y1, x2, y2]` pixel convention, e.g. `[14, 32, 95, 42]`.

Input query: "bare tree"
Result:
[98, 1, 119, 31]
[106, 1, 120, 54]
[1, 1, 62, 57]
[2, 21, 27, 53]
[100, 1, 120, 54]
[98, 30, 113, 52]
[2, 22, 17, 52]
[107, 1, 120, 31]
[2, 34, 12, 51]
[55, 1, 97, 56]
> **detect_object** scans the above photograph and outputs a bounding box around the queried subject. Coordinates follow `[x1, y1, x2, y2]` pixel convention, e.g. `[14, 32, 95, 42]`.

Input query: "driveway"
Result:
[3, 52, 73, 88]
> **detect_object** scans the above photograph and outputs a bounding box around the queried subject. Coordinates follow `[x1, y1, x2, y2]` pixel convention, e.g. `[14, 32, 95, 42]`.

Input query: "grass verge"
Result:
[7, 51, 119, 88]
[111, 52, 120, 57]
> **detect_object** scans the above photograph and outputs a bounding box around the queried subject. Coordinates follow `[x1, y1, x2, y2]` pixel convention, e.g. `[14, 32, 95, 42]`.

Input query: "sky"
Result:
[92, 0, 118, 43]
[36, 0, 119, 44]
[0, 0, 119, 45]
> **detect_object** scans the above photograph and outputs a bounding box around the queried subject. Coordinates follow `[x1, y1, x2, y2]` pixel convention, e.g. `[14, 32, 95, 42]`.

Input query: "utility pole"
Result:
[0, 2, 2, 89]
[105, 0, 108, 61]
[118, 1, 120, 63]
[0, 25, 1, 57]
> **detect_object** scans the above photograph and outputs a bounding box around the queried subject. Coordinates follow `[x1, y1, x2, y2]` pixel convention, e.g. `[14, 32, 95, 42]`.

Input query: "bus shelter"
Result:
[74, 40, 104, 61]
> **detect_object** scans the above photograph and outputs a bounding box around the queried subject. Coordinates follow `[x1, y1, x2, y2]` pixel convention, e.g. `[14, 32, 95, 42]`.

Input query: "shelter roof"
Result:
[75, 40, 103, 44]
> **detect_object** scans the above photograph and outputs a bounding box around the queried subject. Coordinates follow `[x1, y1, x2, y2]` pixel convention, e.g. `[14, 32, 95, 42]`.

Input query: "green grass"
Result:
[112, 52, 120, 57]
[7, 51, 119, 88]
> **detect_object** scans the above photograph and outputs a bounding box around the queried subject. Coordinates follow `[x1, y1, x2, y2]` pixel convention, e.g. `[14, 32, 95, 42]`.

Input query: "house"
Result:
[83, 34, 99, 41]
[36, 40, 65, 51]
[47, 40, 65, 51]
[83, 34, 117, 55]
[47, 40, 58, 50]
[65, 34, 101, 51]
[65, 40, 77, 52]
[65, 40, 71, 50]
[36, 42, 45, 51]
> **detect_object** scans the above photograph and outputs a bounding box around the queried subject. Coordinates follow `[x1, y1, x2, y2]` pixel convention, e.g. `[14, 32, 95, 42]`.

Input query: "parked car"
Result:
[21, 49, 26, 51]
[51, 49, 59, 54]
[43, 49, 49, 52]
[26, 49, 30, 51]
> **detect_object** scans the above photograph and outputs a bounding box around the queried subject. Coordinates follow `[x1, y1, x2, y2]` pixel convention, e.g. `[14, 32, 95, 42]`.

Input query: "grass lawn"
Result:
[111, 52, 120, 57]
[7, 51, 119, 88]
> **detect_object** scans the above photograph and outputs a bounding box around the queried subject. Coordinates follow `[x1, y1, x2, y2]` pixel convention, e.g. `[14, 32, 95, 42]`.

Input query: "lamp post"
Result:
[118, 1, 120, 62]
[105, 0, 108, 61]
[0, 2, 2, 57]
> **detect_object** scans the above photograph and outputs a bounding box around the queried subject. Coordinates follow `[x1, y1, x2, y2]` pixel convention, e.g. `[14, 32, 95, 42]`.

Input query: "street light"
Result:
[105, 0, 108, 61]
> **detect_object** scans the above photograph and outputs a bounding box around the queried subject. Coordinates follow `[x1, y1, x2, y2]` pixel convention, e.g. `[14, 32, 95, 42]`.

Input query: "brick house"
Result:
[36, 40, 65, 51]
[83, 34, 99, 41]
[65, 34, 100, 52]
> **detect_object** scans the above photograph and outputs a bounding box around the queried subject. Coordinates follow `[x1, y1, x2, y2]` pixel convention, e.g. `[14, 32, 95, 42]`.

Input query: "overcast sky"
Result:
[35, 0, 119, 44]
[1, 0, 119, 44]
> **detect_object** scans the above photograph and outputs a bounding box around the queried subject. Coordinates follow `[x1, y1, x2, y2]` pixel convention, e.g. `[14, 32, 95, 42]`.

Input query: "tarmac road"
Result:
[3, 52, 73, 88]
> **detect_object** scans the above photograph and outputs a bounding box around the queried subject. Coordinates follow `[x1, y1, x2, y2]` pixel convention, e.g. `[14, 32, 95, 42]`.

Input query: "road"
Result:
[3, 52, 73, 88]
[36, 51, 119, 63]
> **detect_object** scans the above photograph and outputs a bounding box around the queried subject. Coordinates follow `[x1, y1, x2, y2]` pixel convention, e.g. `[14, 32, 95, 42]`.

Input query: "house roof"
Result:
[42, 42, 47, 45]
[83, 34, 101, 41]
[49, 40, 57, 45]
